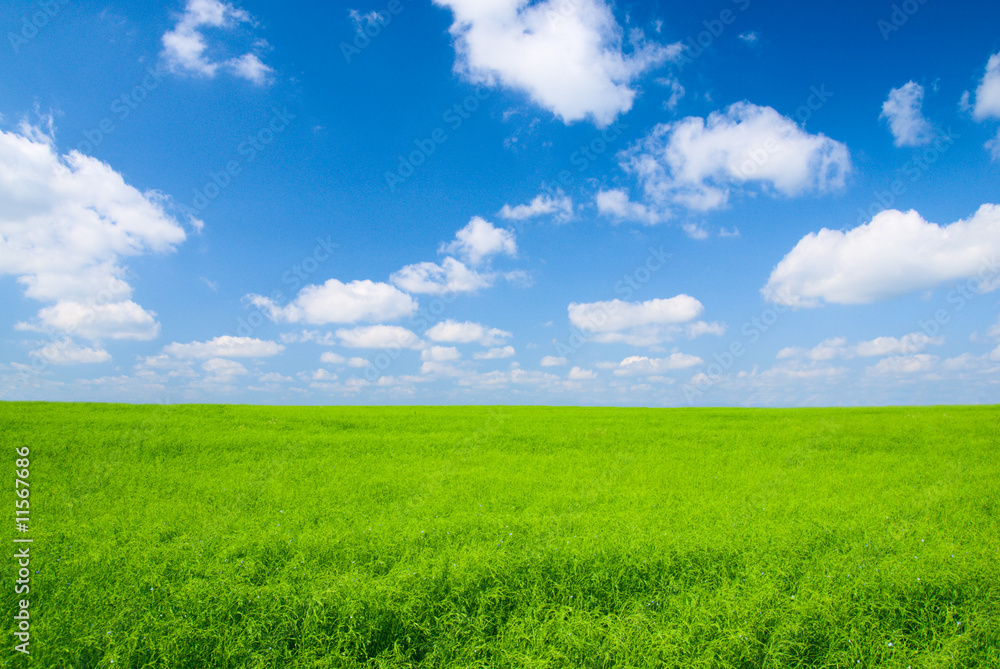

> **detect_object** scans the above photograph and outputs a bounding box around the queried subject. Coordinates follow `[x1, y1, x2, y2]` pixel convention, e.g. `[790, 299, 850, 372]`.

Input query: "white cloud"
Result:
[250, 279, 417, 324]
[433, 0, 678, 126]
[881, 81, 934, 147]
[160, 0, 273, 84]
[425, 319, 512, 346]
[569, 295, 703, 332]
[390, 257, 492, 295]
[0, 124, 188, 340]
[988, 316, 1000, 340]
[870, 354, 938, 375]
[622, 102, 850, 214]
[258, 372, 292, 383]
[440, 217, 516, 265]
[567, 295, 722, 345]
[335, 325, 421, 349]
[499, 191, 573, 223]
[347, 357, 369, 368]
[595, 189, 662, 224]
[763, 205, 1000, 306]
[777, 333, 943, 361]
[280, 330, 337, 345]
[568, 366, 596, 380]
[420, 361, 466, 377]
[421, 346, 462, 362]
[319, 352, 346, 365]
[201, 357, 248, 379]
[163, 336, 284, 359]
[30, 339, 111, 365]
[19, 301, 160, 341]
[973, 52, 1000, 121]
[474, 345, 515, 359]
[540, 355, 567, 367]
[657, 77, 685, 111]
[855, 333, 943, 357]
[986, 129, 1000, 162]
[738, 31, 758, 44]
[612, 353, 702, 376]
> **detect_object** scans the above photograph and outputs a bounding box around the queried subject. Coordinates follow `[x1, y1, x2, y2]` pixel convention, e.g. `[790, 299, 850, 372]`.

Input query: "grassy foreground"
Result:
[2, 403, 999, 668]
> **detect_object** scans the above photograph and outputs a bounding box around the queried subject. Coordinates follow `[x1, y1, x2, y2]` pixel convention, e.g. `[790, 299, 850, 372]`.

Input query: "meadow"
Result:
[1, 402, 998, 668]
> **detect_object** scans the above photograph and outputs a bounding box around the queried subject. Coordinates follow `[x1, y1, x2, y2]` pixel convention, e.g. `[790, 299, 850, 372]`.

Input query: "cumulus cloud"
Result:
[201, 357, 249, 380]
[986, 129, 1000, 162]
[881, 81, 934, 147]
[595, 189, 662, 224]
[421, 346, 462, 362]
[335, 325, 422, 349]
[540, 355, 567, 367]
[161, 0, 273, 84]
[622, 101, 850, 214]
[567, 295, 723, 346]
[390, 257, 492, 295]
[474, 345, 515, 359]
[18, 301, 161, 341]
[162, 335, 284, 359]
[249, 279, 417, 324]
[499, 191, 573, 223]
[440, 217, 516, 265]
[433, 0, 677, 126]
[612, 353, 702, 376]
[763, 205, 1000, 307]
[973, 52, 1000, 121]
[568, 366, 596, 380]
[0, 124, 188, 342]
[425, 319, 511, 346]
[869, 354, 938, 375]
[319, 352, 346, 365]
[29, 339, 111, 365]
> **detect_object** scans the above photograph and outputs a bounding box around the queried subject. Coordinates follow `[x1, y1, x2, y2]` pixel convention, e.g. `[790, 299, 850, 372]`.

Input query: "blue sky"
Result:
[1, 0, 999, 406]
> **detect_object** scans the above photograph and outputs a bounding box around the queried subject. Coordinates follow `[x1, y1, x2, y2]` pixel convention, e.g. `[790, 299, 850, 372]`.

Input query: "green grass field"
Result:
[2, 403, 999, 668]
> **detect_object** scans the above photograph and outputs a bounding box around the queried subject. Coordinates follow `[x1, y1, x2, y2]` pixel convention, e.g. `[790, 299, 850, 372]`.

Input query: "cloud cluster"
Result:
[1, 124, 189, 355]
[392, 217, 518, 295]
[777, 333, 943, 361]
